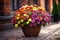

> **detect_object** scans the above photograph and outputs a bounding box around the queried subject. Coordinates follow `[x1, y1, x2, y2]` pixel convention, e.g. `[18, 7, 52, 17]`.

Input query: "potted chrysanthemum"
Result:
[11, 5, 51, 37]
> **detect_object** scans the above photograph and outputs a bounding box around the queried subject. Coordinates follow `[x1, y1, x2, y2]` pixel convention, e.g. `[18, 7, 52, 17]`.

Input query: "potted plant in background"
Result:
[11, 5, 51, 37]
[52, 0, 59, 22]
[57, 0, 60, 21]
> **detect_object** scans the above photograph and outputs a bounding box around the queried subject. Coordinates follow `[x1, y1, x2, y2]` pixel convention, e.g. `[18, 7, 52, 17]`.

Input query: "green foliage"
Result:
[52, 0, 59, 15]
[57, 2, 60, 15]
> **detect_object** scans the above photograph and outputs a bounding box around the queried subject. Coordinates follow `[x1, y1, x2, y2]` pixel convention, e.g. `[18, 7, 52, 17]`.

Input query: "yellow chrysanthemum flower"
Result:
[15, 24, 18, 28]
[26, 15, 29, 18]
[16, 17, 20, 20]
[28, 18, 32, 22]
[33, 7, 38, 10]
[26, 21, 29, 24]
[38, 7, 42, 9]
[23, 14, 27, 16]
[38, 7, 45, 11]
[22, 5, 28, 8]
[25, 5, 29, 7]
[17, 14, 20, 16]
[30, 5, 33, 7]
[18, 21, 20, 24]
[20, 19, 24, 23]
[42, 8, 45, 11]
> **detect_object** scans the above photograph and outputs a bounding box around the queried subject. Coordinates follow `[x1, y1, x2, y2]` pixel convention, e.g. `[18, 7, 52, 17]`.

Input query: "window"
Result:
[33, 0, 37, 5]
[10, 0, 20, 11]
[17, 0, 20, 9]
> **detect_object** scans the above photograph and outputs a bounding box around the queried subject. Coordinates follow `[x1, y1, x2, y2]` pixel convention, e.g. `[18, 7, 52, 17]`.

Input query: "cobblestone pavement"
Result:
[0, 23, 60, 40]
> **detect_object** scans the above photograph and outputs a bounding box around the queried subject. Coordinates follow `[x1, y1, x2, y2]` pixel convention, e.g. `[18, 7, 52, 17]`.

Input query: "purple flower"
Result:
[44, 17, 49, 22]
[32, 10, 38, 13]
[37, 17, 40, 21]
[37, 21, 40, 24]
[30, 23, 36, 27]
[33, 23, 36, 26]
[30, 24, 33, 27]
[41, 21, 44, 24]
[32, 11, 38, 16]
[31, 17, 36, 19]
[31, 19, 35, 23]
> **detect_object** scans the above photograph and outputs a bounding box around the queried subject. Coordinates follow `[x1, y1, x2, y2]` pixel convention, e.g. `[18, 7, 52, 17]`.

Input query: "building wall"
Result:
[50, 0, 53, 13]
[4, 0, 10, 16]
[11, 0, 55, 13]
[0, 0, 10, 16]
[0, 0, 59, 16]
[40, 0, 45, 8]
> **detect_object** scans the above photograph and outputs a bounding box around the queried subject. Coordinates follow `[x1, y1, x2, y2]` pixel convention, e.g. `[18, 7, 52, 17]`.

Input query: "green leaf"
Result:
[52, 0, 59, 15]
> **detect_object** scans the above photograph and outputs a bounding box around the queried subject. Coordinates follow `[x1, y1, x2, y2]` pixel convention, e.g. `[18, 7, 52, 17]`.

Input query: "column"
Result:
[40, 0, 45, 8]
[49, 0, 53, 13]
[56, 0, 58, 5]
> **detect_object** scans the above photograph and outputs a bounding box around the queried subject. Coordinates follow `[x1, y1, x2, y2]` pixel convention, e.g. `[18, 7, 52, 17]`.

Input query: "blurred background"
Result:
[0, 0, 60, 31]
[0, 0, 60, 16]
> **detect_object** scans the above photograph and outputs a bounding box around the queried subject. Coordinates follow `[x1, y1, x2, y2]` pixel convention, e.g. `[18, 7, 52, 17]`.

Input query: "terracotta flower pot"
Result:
[22, 26, 41, 37]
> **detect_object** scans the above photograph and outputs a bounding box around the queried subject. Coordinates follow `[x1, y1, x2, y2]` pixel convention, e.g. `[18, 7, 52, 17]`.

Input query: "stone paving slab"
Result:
[0, 23, 60, 40]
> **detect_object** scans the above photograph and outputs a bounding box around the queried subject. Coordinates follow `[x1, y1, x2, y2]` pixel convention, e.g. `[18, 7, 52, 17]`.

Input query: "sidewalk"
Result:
[0, 22, 60, 40]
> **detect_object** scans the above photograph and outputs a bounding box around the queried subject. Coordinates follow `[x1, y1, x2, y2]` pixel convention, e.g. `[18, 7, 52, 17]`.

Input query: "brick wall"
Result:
[0, 0, 4, 16]
[0, 0, 59, 16]
[4, 0, 10, 16]
[0, 0, 10, 16]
